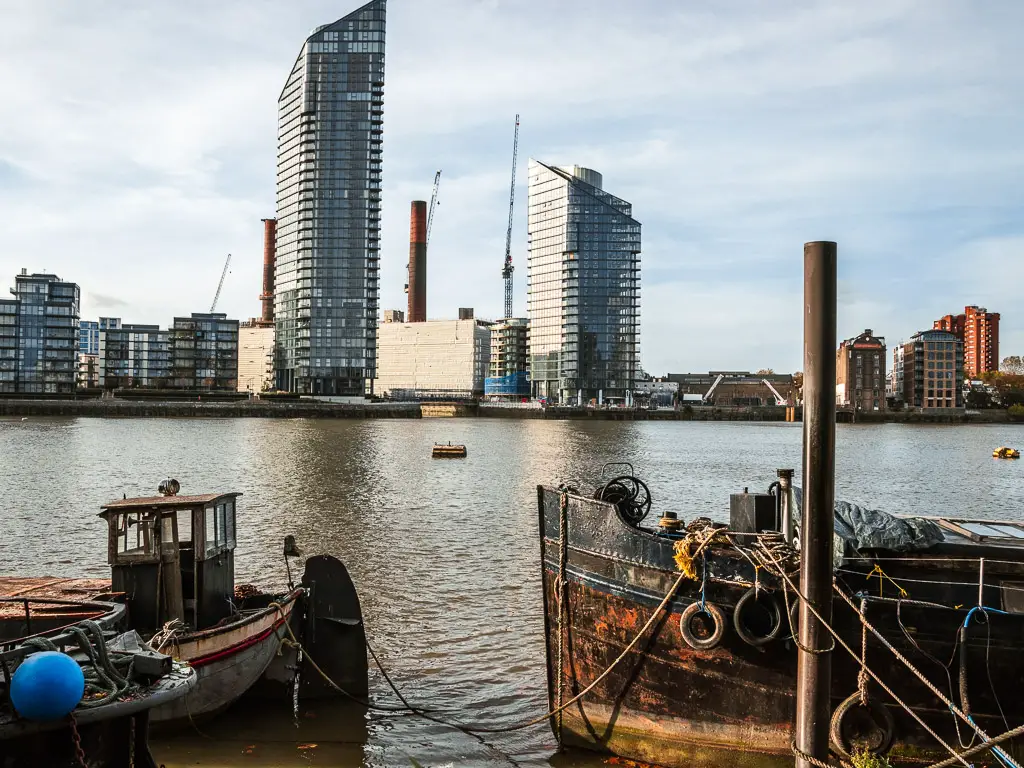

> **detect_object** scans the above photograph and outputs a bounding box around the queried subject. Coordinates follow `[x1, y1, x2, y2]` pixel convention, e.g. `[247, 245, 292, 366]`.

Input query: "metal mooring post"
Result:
[795, 241, 838, 768]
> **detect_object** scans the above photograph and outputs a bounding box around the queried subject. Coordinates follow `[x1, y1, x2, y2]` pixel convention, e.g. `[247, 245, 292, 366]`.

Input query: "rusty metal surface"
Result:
[101, 492, 239, 511]
[797, 240, 838, 767]
[538, 487, 1024, 767]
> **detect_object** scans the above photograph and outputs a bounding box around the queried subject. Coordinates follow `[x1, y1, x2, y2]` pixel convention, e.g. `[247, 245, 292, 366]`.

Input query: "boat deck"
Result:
[0, 577, 115, 620]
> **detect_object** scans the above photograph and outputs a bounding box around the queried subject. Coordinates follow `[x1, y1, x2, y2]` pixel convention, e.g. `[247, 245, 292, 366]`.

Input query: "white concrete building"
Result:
[375, 319, 491, 398]
[238, 322, 275, 393]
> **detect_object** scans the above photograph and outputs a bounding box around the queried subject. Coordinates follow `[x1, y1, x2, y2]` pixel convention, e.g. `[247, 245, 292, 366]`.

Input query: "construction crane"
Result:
[501, 114, 520, 320]
[210, 253, 232, 313]
[426, 170, 441, 245]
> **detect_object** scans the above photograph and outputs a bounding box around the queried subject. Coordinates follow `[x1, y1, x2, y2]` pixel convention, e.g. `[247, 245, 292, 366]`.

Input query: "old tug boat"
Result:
[98, 479, 303, 723]
[538, 470, 1024, 767]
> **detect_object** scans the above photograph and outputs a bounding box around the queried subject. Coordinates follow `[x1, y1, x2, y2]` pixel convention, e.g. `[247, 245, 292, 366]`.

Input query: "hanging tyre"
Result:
[732, 588, 783, 647]
[679, 601, 726, 650]
[829, 692, 895, 760]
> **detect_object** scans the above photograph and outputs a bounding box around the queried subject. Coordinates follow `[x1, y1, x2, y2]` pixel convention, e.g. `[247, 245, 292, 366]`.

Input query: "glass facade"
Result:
[526, 161, 641, 403]
[79, 317, 121, 356]
[99, 324, 172, 389]
[0, 272, 80, 394]
[171, 314, 239, 391]
[275, 0, 386, 396]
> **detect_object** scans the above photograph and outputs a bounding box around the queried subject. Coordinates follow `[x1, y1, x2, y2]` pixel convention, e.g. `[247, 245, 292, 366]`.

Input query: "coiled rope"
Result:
[20, 619, 135, 708]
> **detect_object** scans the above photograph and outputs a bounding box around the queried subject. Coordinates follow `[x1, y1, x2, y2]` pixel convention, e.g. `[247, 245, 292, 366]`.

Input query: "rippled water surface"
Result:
[1, 418, 1022, 766]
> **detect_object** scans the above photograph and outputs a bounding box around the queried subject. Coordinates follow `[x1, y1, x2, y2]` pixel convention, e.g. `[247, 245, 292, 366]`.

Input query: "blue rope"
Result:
[963, 605, 1009, 628]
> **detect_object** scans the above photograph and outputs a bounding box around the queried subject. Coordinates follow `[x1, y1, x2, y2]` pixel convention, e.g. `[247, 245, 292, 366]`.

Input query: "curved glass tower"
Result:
[526, 161, 641, 404]
[275, 0, 386, 395]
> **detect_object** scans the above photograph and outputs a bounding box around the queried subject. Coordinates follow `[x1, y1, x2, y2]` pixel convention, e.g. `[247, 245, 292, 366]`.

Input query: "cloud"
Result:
[88, 293, 131, 310]
[0, 0, 1021, 373]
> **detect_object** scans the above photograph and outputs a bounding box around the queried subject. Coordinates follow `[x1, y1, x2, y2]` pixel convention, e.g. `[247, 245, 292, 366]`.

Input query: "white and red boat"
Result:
[95, 480, 366, 725]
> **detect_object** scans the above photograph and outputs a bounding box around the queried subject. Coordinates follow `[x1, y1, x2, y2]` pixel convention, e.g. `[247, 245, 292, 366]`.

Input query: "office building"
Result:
[382, 309, 404, 324]
[836, 329, 886, 410]
[0, 270, 80, 394]
[238, 320, 275, 393]
[79, 317, 121, 356]
[275, 0, 387, 396]
[485, 318, 530, 398]
[933, 305, 999, 377]
[99, 324, 172, 389]
[526, 161, 641, 404]
[375, 318, 490, 398]
[892, 329, 964, 410]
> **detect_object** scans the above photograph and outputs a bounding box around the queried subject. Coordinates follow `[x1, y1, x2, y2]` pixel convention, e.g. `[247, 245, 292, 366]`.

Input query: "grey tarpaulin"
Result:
[792, 486, 944, 559]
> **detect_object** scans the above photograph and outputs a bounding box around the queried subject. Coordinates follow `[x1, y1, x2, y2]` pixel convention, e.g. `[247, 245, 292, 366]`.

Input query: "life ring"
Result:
[733, 588, 783, 647]
[680, 601, 726, 650]
[829, 692, 896, 759]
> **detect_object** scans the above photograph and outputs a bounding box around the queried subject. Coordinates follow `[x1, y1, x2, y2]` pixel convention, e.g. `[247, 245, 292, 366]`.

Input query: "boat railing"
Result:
[0, 599, 125, 658]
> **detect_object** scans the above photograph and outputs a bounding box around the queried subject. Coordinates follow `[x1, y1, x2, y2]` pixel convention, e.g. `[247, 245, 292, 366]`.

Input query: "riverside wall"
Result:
[0, 398, 1018, 423]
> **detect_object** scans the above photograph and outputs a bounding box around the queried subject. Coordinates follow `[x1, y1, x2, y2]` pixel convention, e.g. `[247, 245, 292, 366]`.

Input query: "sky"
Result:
[0, 0, 1021, 375]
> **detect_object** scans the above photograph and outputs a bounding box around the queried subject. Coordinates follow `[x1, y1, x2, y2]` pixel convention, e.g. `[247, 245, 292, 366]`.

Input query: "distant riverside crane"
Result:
[426, 170, 441, 245]
[501, 115, 519, 320]
[210, 253, 232, 313]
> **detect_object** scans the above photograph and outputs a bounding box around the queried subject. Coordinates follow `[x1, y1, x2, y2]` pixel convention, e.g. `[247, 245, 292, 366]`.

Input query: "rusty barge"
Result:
[538, 473, 1024, 767]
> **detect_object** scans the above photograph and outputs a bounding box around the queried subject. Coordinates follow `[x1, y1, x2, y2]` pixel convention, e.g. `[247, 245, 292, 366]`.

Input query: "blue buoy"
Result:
[10, 651, 85, 721]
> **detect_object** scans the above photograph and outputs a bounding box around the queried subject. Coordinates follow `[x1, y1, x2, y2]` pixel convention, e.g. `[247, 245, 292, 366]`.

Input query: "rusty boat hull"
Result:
[538, 486, 1024, 768]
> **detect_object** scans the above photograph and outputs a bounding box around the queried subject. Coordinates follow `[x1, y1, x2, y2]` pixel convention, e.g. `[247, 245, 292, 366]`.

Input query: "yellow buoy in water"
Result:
[993, 447, 1020, 459]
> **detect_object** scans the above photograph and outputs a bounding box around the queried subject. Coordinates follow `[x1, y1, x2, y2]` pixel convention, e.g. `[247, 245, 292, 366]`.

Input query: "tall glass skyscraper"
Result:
[526, 161, 641, 404]
[275, 0, 386, 395]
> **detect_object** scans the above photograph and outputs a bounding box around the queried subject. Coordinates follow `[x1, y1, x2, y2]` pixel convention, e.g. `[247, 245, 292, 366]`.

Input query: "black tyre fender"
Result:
[679, 601, 726, 650]
[732, 588, 783, 647]
[829, 692, 896, 759]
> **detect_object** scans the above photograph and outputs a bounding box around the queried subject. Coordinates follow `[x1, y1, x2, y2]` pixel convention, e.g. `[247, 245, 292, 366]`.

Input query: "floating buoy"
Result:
[432, 443, 467, 458]
[993, 447, 1020, 459]
[10, 651, 85, 720]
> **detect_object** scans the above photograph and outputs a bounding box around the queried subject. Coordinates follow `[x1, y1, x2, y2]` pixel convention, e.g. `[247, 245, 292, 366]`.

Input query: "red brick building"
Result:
[933, 305, 999, 378]
[836, 329, 886, 410]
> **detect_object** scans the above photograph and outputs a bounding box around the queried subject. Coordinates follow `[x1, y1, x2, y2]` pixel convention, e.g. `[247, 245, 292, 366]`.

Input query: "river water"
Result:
[1, 418, 1022, 767]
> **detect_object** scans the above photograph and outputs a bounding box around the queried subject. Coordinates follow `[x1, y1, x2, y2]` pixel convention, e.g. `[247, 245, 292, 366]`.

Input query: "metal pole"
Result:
[795, 241, 837, 768]
[777, 468, 795, 545]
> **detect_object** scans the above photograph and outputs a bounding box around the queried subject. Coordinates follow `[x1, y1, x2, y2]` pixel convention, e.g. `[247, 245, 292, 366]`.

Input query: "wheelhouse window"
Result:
[204, 499, 236, 556]
[115, 511, 156, 556]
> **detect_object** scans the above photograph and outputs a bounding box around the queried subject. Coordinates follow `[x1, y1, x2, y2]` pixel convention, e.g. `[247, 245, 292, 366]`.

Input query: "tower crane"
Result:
[501, 115, 519, 320]
[426, 170, 441, 245]
[210, 253, 231, 313]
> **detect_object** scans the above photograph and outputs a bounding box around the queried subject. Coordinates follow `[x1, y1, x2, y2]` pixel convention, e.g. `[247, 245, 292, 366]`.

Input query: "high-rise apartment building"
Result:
[836, 329, 886, 410]
[892, 329, 964, 410]
[526, 161, 641, 403]
[99, 324, 172, 389]
[0, 270, 80, 394]
[275, 0, 386, 396]
[79, 317, 121, 356]
[171, 314, 239, 391]
[933, 305, 999, 378]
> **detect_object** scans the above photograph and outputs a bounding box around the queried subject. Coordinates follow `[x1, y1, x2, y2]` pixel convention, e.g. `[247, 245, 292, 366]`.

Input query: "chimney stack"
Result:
[260, 218, 277, 325]
[407, 201, 427, 322]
